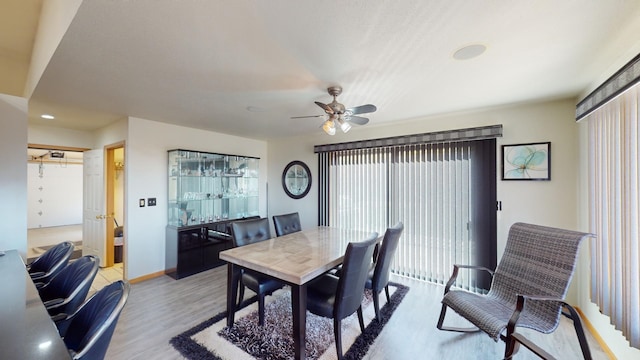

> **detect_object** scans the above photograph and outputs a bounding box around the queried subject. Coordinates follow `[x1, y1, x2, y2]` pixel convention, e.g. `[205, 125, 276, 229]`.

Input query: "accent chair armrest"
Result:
[443, 264, 495, 294]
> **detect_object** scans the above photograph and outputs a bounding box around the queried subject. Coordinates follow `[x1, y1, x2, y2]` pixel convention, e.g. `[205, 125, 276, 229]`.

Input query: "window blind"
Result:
[586, 82, 640, 349]
[318, 138, 496, 291]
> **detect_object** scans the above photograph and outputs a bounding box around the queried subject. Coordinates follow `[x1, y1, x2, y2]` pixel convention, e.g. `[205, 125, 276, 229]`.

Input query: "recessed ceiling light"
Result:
[41, 114, 55, 119]
[453, 44, 486, 60]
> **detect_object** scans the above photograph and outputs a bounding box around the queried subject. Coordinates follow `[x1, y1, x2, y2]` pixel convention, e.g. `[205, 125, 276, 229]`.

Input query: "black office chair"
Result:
[272, 212, 302, 236]
[365, 221, 403, 321]
[38, 255, 99, 318]
[58, 280, 130, 360]
[231, 217, 284, 326]
[27, 241, 74, 285]
[306, 233, 378, 360]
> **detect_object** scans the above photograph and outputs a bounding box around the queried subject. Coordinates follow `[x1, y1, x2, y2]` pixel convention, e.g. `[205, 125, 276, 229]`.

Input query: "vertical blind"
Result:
[586, 82, 640, 349]
[318, 139, 496, 291]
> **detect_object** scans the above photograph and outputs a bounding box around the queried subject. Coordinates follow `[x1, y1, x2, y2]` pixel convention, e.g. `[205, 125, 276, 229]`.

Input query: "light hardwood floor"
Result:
[106, 266, 608, 360]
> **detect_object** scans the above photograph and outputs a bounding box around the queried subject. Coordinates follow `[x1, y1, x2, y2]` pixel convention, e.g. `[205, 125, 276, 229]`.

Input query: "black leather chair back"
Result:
[272, 212, 301, 236]
[231, 218, 271, 247]
[334, 233, 378, 320]
[370, 222, 404, 292]
[63, 280, 130, 360]
[39, 255, 99, 317]
[28, 241, 74, 284]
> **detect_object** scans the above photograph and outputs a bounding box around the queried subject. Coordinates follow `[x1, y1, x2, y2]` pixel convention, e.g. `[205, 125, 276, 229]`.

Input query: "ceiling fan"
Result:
[292, 86, 377, 135]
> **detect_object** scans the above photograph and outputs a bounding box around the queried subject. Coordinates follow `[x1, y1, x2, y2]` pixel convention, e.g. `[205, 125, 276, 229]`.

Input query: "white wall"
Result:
[269, 98, 581, 267]
[28, 124, 95, 149]
[94, 117, 128, 148]
[124, 117, 268, 280]
[0, 95, 28, 257]
[267, 139, 318, 232]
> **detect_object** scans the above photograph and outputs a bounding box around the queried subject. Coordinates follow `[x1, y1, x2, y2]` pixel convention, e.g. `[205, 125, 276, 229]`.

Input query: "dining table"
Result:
[219, 226, 379, 360]
[0, 249, 71, 359]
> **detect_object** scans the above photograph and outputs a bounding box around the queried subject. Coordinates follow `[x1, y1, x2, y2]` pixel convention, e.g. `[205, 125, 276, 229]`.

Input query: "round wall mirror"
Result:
[282, 161, 311, 199]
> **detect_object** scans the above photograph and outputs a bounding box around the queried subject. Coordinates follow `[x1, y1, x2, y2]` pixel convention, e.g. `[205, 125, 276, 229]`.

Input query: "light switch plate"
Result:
[139, 199, 145, 207]
[148, 197, 156, 206]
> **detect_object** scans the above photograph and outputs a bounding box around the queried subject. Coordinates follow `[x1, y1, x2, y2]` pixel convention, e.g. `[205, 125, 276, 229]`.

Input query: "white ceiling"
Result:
[11, 1, 640, 140]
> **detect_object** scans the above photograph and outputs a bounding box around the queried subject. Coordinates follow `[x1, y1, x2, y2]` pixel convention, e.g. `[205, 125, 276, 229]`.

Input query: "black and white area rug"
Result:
[170, 282, 409, 360]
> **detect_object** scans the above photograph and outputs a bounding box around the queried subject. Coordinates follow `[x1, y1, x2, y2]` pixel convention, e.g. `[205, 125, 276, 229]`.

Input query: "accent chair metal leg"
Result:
[437, 303, 480, 332]
[436, 303, 448, 330]
[503, 333, 520, 360]
[564, 304, 593, 360]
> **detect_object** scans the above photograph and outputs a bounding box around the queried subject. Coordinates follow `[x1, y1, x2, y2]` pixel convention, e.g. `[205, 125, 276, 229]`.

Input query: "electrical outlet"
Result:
[139, 199, 145, 207]
[148, 197, 156, 206]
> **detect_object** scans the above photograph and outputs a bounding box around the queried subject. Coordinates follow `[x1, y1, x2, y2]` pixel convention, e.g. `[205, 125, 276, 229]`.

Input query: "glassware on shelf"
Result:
[168, 149, 259, 228]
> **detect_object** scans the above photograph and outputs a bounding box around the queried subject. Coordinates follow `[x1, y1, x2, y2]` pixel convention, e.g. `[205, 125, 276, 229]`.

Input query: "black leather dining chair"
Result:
[38, 255, 100, 318]
[231, 217, 284, 325]
[27, 241, 74, 285]
[58, 280, 130, 360]
[365, 221, 403, 321]
[306, 233, 378, 360]
[272, 212, 302, 236]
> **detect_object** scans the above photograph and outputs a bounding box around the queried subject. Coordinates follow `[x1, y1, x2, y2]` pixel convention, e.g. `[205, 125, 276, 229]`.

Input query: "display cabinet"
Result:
[166, 149, 260, 279]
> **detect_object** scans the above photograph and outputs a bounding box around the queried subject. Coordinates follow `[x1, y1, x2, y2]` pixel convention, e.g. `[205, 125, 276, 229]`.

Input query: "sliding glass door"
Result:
[318, 139, 496, 291]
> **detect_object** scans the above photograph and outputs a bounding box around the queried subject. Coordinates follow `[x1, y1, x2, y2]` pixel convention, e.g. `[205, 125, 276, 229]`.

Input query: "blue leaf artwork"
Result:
[502, 142, 550, 180]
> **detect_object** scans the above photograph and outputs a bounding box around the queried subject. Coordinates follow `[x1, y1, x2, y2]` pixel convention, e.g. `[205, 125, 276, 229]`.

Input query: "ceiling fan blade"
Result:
[291, 115, 324, 119]
[346, 104, 377, 115]
[345, 115, 369, 125]
[315, 101, 334, 114]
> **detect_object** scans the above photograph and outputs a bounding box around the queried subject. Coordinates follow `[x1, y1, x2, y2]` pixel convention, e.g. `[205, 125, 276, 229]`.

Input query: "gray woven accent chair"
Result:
[437, 222, 593, 360]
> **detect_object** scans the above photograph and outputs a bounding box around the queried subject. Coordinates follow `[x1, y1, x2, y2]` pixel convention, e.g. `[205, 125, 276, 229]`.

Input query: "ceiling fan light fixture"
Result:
[337, 118, 351, 133]
[322, 119, 336, 135]
[292, 86, 376, 135]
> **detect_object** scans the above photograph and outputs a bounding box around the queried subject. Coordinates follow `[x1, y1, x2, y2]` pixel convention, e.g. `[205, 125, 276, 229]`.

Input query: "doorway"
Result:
[26, 145, 87, 262]
[103, 143, 126, 274]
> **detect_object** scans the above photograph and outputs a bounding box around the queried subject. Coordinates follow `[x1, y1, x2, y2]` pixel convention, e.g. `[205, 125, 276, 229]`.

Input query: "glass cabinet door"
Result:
[168, 150, 259, 228]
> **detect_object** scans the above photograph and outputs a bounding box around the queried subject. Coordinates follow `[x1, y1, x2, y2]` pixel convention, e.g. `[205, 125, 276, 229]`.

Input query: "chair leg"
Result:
[437, 303, 480, 332]
[373, 291, 381, 322]
[334, 318, 343, 360]
[564, 304, 593, 360]
[258, 293, 266, 326]
[384, 285, 391, 303]
[237, 281, 245, 307]
[357, 306, 365, 332]
[503, 333, 520, 360]
[436, 303, 448, 330]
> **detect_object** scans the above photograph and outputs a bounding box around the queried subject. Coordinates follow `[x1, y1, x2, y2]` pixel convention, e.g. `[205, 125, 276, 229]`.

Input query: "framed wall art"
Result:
[501, 142, 551, 181]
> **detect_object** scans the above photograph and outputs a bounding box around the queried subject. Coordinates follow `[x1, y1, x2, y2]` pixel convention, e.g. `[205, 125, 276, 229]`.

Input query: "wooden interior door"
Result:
[82, 149, 106, 265]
